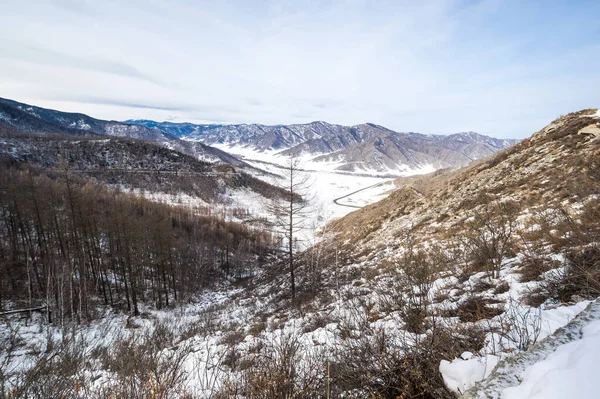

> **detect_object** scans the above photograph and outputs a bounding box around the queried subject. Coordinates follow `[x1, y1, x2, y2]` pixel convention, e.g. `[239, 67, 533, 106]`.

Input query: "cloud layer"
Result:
[0, 0, 598, 138]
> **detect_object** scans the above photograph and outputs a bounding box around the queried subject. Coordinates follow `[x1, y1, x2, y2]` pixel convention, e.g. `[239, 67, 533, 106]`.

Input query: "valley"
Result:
[0, 99, 599, 399]
[2, 2, 598, 397]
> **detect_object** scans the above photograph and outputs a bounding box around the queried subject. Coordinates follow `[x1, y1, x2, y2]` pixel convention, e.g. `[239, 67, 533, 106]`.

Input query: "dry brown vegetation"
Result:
[319, 109, 600, 279]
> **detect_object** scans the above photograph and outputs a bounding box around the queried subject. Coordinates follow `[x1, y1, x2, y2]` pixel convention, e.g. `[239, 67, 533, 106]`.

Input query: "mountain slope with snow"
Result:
[0, 97, 247, 166]
[127, 119, 517, 174]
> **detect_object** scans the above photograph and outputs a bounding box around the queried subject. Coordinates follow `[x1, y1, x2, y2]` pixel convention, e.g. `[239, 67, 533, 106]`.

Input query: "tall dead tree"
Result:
[267, 155, 312, 300]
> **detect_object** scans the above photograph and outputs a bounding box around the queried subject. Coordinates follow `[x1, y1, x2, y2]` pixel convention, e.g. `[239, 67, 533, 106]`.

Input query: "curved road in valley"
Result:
[333, 181, 391, 209]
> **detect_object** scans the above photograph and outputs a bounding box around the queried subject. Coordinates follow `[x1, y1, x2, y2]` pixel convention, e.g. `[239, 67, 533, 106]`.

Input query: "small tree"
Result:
[267, 155, 312, 300]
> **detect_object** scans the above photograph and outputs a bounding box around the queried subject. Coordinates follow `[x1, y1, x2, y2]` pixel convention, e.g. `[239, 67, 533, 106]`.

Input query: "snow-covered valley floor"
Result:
[210, 143, 430, 224]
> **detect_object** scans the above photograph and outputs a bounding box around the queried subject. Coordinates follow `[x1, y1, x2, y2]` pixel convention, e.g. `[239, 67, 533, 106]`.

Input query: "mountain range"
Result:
[127, 119, 517, 173]
[0, 97, 516, 175]
[0, 99, 285, 205]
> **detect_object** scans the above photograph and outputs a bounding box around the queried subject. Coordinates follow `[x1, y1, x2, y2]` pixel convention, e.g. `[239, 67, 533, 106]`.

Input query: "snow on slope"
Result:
[440, 300, 591, 395]
[461, 299, 600, 399]
[211, 142, 435, 177]
[502, 318, 600, 399]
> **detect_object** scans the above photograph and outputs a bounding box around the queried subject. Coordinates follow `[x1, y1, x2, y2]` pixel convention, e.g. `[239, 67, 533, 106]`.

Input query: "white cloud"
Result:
[0, 0, 598, 138]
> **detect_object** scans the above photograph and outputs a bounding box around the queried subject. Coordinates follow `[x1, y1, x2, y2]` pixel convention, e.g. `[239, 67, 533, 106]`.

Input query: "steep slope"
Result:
[280, 123, 396, 156]
[325, 108, 600, 267]
[308, 131, 513, 172]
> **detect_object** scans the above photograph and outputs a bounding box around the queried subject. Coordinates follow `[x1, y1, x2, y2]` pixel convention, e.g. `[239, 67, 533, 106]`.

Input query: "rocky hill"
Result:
[324, 109, 600, 263]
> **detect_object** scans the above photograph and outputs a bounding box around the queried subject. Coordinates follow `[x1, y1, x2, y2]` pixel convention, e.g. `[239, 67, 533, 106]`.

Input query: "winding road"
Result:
[333, 181, 391, 209]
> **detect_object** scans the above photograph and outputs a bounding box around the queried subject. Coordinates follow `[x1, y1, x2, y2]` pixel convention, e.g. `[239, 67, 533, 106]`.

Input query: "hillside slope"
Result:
[326, 109, 600, 261]
[0, 97, 245, 166]
[0, 125, 285, 203]
[308, 131, 506, 172]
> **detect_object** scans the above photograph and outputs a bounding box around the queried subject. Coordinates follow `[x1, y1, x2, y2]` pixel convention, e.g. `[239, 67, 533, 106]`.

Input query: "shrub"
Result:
[95, 325, 190, 398]
[493, 281, 510, 295]
[6, 335, 89, 399]
[456, 296, 504, 323]
[216, 331, 326, 399]
[461, 201, 520, 279]
[546, 247, 600, 302]
[518, 255, 555, 282]
[331, 323, 485, 399]
[400, 302, 430, 334]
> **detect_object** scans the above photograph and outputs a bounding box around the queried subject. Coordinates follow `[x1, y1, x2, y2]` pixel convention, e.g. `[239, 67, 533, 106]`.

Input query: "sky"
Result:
[0, 0, 598, 139]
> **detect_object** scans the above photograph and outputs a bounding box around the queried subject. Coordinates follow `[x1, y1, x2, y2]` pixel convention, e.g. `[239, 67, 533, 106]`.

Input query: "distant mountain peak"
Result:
[0, 96, 518, 175]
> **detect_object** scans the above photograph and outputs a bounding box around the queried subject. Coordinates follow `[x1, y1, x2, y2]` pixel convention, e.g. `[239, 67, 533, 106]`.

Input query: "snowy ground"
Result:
[211, 143, 429, 224]
[460, 299, 600, 399]
[112, 143, 430, 243]
[2, 236, 599, 397]
[502, 317, 600, 399]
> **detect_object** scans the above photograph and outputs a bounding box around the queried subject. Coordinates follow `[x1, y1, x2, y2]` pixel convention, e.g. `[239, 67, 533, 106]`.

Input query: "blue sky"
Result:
[0, 0, 598, 138]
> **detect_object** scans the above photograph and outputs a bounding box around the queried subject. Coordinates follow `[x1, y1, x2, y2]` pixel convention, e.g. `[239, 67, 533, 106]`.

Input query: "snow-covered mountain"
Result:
[0, 97, 172, 141]
[126, 119, 344, 150]
[127, 119, 517, 174]
[0, 97, 516, 175]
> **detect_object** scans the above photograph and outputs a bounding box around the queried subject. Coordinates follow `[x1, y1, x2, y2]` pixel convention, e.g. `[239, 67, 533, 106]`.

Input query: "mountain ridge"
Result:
[127, 119, 518, 173]
[0, 97, 249, 166]
[322, 108, 600, 265]
[0, 96, 517, 175]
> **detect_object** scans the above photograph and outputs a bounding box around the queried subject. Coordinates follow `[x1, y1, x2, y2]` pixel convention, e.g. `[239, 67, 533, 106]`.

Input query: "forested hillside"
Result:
[0, 160, 276, 322]
[0, 126, 285, 203]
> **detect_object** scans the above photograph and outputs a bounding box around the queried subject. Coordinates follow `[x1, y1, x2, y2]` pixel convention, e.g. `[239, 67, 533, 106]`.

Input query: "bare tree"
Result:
[267, 155, 312, 300]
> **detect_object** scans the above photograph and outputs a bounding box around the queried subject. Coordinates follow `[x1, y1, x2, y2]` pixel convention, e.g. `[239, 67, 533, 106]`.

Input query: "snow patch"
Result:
[0, 112, 12, 123]
[440, 353, 500, 394]
[502, 319, 600, 399]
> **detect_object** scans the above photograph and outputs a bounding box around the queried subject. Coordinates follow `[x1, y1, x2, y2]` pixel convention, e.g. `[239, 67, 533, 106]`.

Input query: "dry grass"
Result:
[546, 247, 600, 302]
[454, 296, 505, 323]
